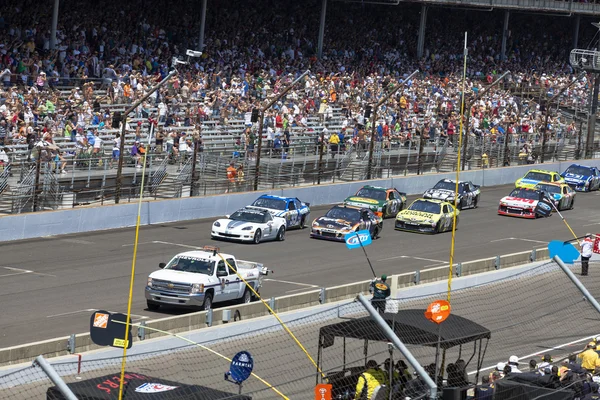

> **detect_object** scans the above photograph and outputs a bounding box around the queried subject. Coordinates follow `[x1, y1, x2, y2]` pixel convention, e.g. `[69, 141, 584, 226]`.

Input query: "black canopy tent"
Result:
[46, 372, 252, 400]
[316, 310, 491, 388]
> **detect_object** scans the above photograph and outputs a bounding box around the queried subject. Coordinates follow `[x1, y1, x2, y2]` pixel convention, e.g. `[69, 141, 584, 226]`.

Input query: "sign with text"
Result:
[315, 383, 332, 400]
[345, 230, 372, 250]
[425, 300, 451, 324]
[89, 311, 132, 349]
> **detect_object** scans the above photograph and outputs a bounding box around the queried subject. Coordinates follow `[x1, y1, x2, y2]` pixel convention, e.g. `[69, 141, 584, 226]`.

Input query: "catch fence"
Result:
[2, 259, 600, 399]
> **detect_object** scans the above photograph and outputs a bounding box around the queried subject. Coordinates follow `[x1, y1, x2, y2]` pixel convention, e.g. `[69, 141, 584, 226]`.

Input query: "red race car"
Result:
[498, 188, 553, 219]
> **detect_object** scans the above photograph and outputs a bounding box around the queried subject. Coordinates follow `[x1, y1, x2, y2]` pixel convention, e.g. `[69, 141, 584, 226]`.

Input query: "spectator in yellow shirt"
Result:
[578, 342, 599, 372]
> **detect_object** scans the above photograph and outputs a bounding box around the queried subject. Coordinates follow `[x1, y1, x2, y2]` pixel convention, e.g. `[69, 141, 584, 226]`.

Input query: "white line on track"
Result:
[122, 241, 202, 250]
[467, 333, 598, 375]
[0, 266, 56, 278]
[583, 222, 600, 227]
[490, 237, 548, 244]
[264, 278, 319, 288]
[377, 255, 446, 263]
[47, 309, 95, 318]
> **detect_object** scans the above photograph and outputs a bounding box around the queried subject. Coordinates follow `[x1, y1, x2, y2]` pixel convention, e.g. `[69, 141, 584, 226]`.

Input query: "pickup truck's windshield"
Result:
[165, 256, 213, 275]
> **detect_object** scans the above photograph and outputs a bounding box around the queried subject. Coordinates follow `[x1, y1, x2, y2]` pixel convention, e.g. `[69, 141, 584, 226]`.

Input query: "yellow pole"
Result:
[448, 32, 468, 303]
[117, 121, 155, 400]
[216, 254, 326, 379]
[112, 320, 289, 399]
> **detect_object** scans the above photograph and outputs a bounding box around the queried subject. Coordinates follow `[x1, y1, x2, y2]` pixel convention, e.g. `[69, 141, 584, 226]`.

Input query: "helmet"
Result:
[381, 274, 387, 281]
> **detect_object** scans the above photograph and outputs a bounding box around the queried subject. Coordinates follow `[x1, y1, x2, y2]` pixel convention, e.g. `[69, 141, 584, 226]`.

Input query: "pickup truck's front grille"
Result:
[152, 279, 192, 294]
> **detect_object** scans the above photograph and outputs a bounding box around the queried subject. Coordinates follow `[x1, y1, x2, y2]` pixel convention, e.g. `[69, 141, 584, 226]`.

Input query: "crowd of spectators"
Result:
[349, 340, 600, 400]
[0, 0, 596, 169]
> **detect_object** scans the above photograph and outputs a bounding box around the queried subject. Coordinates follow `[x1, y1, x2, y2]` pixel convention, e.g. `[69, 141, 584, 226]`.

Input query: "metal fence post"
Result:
[553, 255, 600, 313]
[356, 294, 437, 400]
[34, 355, 78, 400]
[137, 321, 146, 341]
[494, 255, 501, 270]
[319, 287, 326, 304]
[456, 263, 462, 277]
[67, 334, 76, 353]
[206, 309, 213, 327]
[414, 270, 421, 285]
[530, 249, 537, 262]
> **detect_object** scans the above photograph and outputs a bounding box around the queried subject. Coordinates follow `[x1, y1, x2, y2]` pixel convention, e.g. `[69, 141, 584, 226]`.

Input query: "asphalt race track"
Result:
[2, 183, 600, 347]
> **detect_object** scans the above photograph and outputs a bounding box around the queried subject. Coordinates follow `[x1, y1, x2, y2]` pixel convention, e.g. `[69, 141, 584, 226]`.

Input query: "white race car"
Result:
[211, 207, 287, 244]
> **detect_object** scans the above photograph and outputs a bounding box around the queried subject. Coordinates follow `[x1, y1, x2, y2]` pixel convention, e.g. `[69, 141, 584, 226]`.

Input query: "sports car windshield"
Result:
[524, 172, 552, 182]
[251, 197, 287, 210]
[565, 166, 592, 176]
[433, 181, 463, 193]
[536, 184, 560, 194]
[355, 188, 386, 200]
[165, 256, 213, 275]
[408, 200, 441, 214]
[324, 207, 361, 222]
[509, 189, 540, 200]
[230, 210, 266, 223]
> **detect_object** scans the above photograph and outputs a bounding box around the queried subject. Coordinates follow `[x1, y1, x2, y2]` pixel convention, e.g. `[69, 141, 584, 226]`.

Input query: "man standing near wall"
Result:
[580, 233, 594, 276]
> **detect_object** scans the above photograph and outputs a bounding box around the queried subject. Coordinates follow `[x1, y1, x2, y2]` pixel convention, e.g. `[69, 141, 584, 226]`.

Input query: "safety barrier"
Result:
[0, 158, 598, 242]
[0, 246, 548, 366]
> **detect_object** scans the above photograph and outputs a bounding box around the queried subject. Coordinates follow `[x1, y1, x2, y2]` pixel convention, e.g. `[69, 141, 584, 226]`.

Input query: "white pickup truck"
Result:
[145, 246, 269, 311]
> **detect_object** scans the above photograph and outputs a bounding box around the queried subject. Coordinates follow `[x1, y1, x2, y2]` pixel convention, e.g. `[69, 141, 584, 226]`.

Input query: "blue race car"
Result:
[249, 194, 311, 229]
[561, 164, 600, 192]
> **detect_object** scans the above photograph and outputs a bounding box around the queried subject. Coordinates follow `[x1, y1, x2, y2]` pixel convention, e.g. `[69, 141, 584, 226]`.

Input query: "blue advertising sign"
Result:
[548, 240, 580, 264]
[345, 230, 372, 250]
[229, 351, 254, 383]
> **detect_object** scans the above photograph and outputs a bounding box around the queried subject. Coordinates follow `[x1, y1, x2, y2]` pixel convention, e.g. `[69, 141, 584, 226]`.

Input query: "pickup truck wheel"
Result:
[276, 226, 286, 241]
[146, 301, 160, 311]
[240, 288, 253, 304]
[201, 293, 213, 311]
[253, 229, 262, 244]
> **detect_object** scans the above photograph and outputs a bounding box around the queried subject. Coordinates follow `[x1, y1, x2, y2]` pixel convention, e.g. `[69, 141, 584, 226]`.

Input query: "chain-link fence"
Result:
[2, 260, 600, 399]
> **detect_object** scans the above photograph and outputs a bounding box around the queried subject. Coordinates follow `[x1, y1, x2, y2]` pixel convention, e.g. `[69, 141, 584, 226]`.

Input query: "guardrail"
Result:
[0, 246, 548, 367]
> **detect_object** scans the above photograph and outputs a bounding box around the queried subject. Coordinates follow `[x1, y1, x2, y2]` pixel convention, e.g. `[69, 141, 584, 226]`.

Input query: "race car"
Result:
[498, 188, 553, 219]
[310, 205, 383, 242]
[394, 198, 460, 234]
[515, 169, 564, 189]
[211, 207, 287, 244]
[249, 194, 311, 229]
[561, 164, 600, 192]
[343, 185, 407, 218]
[422, 179, 481, 210]
[535, 182, 576, 211]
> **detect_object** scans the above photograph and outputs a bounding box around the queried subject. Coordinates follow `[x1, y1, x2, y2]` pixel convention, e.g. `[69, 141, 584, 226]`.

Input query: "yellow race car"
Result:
[395, 198, 460, 234]
[515, 169, 564, 189]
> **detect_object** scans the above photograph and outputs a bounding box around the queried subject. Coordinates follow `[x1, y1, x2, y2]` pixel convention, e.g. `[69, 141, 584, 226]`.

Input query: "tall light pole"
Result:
[115, 70, 177, 204]
[540, 73, 586, 163]
[254, 70, 310, 190]
[570, 22, 600, 159]
[461, 71, 510, 171]
[366, 70, 418, 180]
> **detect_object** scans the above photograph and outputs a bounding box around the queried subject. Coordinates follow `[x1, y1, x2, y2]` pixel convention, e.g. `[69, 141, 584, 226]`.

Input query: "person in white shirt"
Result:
[581, 233, 594, 276]
[507, 356, 522, 373]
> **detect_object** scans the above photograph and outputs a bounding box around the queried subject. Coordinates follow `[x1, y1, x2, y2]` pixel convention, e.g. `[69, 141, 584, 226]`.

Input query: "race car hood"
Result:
[397, 210, 439, 221]
[343, 196, 383, 207]
[499, 196, 539, 207]
[149, 269, 215, 285]
[423, 188, 457, 200]
[516, 178, 543, 188]
[563, 173, 589, 182]
[214, 219, 255, 230]
[313, 217, 357, 231]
